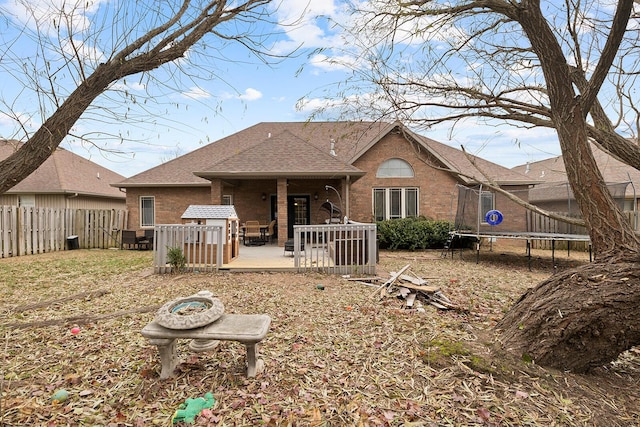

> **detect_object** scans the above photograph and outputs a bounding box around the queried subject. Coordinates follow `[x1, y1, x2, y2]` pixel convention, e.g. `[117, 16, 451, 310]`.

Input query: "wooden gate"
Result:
[293, 223, 377, 275]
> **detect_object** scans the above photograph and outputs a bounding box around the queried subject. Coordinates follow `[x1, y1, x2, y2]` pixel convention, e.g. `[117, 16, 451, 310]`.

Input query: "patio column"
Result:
[343, 177, 350, 222]
[277, 178, 288, 246]
[210, 179, 223, 204]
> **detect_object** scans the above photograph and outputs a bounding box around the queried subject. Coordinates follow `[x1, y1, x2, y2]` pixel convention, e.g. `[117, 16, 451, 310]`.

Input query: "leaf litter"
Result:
[0, 248, 639, 426]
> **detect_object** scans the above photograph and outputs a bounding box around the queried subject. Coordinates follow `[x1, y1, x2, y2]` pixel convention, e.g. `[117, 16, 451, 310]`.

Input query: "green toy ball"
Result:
[51, 389, 69, 403]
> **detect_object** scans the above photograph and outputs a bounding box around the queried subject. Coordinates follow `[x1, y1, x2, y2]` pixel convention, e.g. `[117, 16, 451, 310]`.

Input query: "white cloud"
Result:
[2, 0, 107, 35]
[271, 0, 350, 53]
[0, 110, 39, 139]
[181, 87, 212, 100]
[309, 53, 358, 73]
[220, 87, 262, 101]
[110, 81, 146, 92]
[238, 88, 262, 101]
[61, 37, 105, 63]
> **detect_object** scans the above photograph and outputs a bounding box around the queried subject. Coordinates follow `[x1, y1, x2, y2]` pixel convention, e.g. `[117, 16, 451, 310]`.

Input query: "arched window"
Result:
[376, 158, 414, 178]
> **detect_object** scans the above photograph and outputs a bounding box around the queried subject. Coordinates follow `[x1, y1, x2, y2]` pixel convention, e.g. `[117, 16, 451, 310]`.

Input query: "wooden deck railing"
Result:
[293, 223, 377, 275]
[153, 224, 224, 273]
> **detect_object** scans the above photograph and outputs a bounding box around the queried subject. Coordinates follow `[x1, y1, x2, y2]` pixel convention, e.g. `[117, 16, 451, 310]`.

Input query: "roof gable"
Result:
[410, 132, 535, 185]
[194, 130, 364, 179]
[349, 121, 535, 185]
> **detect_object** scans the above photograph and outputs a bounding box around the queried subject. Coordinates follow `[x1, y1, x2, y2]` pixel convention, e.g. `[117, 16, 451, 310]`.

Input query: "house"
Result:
[512, 143, 640, 219]
[114, 121, 536, 246]
[0, 139, 126, 210]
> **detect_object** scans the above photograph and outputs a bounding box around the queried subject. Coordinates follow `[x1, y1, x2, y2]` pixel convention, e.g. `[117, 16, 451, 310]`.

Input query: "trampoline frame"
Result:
[448, 230, 591, 269]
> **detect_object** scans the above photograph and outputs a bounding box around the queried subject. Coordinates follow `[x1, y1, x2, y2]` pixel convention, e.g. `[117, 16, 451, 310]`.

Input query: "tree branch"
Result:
[580, 0, 634, 114]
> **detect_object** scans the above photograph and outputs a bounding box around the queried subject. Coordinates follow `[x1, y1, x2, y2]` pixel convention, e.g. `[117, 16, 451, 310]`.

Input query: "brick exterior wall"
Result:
[126, 187, 210, 230]
[349, 132, 459, 222]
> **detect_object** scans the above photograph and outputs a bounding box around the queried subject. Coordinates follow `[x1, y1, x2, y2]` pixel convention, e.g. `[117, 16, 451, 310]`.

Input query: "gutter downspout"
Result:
[345, 176, 350, 222]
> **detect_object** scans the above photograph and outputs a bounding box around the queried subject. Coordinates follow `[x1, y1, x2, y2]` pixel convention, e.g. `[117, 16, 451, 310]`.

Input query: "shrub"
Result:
[166, 246, 186, 273]
[377, 217, 453, 250]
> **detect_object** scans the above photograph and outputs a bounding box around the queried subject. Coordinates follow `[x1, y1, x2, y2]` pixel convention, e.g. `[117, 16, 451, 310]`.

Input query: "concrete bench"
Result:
[141, 313, 271, 379]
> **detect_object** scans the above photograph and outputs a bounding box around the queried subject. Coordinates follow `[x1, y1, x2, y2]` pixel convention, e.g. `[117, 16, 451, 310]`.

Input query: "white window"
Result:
[373, 188, 418, 221]
[140, 196, 155, 227]
[222, 195, 233, 205]
[376, 158, 414, 178]
[480, 191, 495, 223]
[19, 194, 35, 207]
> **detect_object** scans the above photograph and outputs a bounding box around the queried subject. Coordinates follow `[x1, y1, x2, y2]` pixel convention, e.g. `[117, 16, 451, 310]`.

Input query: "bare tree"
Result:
[0, 0, 281, 192]
[326, 0, 640, 372]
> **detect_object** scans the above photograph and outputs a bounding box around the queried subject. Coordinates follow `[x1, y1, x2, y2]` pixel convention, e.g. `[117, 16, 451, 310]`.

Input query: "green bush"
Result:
[166, 246, 186, 273]
[376, 217, 453, 250]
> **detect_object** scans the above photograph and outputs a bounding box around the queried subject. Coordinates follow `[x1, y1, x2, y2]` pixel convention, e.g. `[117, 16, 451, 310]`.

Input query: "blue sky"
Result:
[0, 0, 564, 178]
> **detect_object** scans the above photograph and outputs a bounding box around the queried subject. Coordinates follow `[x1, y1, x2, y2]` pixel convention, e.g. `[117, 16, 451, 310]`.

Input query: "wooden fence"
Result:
[293, 223, 378, 275]
[152, 224, 224, 274]
[0, 206, 127, 258]
[527, 210, 638, 250]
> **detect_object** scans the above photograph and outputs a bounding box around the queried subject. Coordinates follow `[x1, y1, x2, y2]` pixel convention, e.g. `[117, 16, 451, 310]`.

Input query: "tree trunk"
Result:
[496, 1, 640, 371]
[0, 65, 114, 194]
[517, 3, 640, 259]
[497, 261, 640, 372]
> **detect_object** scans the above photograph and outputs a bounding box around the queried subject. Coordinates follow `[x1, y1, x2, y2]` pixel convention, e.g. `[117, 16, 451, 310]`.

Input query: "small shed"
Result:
[181, 205, 240, 264]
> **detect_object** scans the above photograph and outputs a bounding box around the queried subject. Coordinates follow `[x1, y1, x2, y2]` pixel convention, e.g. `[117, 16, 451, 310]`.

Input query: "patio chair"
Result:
[121, 230, 140, 250]
[133, 229, 153, 250]
[263, 220, 276, 244]
[244, 221, 263, 246]
[142, 229, 154, 250]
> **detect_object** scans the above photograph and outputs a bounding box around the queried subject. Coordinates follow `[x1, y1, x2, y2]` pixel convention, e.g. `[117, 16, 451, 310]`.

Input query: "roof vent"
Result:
[268, 132, 271, 138]
[329, 138, 336, 156]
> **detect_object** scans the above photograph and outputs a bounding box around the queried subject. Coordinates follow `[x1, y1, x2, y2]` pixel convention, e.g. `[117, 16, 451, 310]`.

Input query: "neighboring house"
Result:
[114, 121, 536, 246]
[0, 140, 126, 210]
[512, 143, 640, 219]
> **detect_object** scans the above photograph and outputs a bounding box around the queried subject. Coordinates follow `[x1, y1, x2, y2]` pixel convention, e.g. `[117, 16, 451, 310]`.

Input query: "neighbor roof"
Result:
[512, 142, 640, 202]
[1, 140, 125, 199]
[512, 142, 640, 184]
[115, 121, 535, 187]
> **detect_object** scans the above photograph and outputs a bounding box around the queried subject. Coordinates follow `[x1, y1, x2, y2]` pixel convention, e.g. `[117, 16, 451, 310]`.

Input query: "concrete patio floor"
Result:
[220, 242, 297, 272]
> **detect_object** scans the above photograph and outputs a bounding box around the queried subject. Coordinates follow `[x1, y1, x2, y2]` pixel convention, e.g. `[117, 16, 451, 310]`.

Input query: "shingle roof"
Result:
[0, 140, 125, 198]
[194, 130, 364, 179]
[406, 129, 534, 185]
[116, 121, 535, 187]
[181, 205, 238, 219]
[512, 142, 640, 202]
[512, 142, 640, 183]
[116, 121, 383, 187]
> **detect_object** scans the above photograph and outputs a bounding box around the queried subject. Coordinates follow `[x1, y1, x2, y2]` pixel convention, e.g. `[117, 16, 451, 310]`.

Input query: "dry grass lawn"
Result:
[1, 246, 639, 426]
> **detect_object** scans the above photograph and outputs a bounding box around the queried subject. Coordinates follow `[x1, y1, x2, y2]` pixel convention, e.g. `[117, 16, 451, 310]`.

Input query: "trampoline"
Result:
[448, 184, 599, 268]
